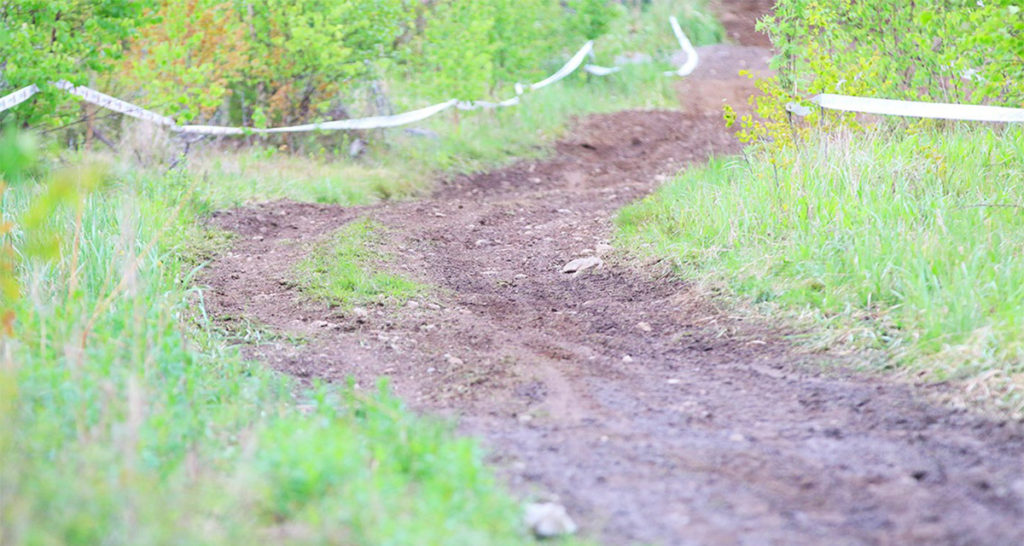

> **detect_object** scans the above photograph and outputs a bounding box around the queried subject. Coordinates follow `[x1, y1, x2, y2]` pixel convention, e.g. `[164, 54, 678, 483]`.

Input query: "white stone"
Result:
[524, 502, 578, 538]
[561, 256, 603, 274]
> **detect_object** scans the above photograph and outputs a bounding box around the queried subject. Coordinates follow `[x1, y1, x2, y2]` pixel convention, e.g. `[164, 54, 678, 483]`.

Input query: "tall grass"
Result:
[0, 167, 536, 544]
[618, 125, 1024, 412]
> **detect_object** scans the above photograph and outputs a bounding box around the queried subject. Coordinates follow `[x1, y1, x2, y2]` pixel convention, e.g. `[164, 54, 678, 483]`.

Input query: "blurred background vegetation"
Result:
[0, 0, 718, 148]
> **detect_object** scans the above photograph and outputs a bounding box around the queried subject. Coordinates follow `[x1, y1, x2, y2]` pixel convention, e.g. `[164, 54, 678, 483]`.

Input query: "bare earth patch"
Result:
[199, 4, 1024, 544]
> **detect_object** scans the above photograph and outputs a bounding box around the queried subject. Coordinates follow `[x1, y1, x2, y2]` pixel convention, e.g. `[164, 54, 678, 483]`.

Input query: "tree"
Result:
[0, 0, 154, 127]
[121, 0, 249, 123]
[232, 0, 414, 126]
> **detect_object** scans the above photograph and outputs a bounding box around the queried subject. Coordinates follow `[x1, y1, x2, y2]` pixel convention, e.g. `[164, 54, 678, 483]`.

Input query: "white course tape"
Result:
[178, 99, 461, 135]
[584, 64, 622, 76]
[1, 36, 642, 134]
[530, 41, 594, 91]
[667, 16, 699, 77]
[812, 94, 1024, 123]
[456, 96, 521, 111]
[0, 85, 40, 114]
[54, 80, 176, 126]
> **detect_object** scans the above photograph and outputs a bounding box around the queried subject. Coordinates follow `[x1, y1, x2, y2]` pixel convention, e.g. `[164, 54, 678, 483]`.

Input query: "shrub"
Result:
[733, 0, 1024, 146]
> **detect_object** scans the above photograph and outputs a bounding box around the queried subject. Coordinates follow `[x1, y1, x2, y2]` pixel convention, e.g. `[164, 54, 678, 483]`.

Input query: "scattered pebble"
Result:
[636, 321, 652, 333]
[407, 300, 420, 309]
[622, 355, 634, 363]
[667, 378, 681, 385]
[444, 353, 464, 366]
[729, 432, 746, 442]
[524, 503, 578, 539]
[352, 307, 369, 320]
[562, 256, 603, 274]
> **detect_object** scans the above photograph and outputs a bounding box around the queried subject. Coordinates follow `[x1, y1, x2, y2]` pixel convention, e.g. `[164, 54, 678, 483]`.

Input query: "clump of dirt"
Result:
[676, 45, 774, 115]
[198, 2, 1024, 544]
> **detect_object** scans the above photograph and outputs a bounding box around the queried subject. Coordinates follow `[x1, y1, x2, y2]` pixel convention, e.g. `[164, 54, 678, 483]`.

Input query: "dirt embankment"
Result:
[201, 2, 1024, 544]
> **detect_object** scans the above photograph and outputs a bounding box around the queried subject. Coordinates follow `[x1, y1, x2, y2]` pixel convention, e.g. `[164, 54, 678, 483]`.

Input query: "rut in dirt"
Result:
[200, 4, 1024, 545]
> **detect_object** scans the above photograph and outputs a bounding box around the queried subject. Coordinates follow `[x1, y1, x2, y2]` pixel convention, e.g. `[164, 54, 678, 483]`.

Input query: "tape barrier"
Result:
[182, 40, 600, 133]
[667, 16, 699, 77]
[178, 99, 462, 135]
[1, 19, 700, 135]
[0, 84, 40, 114]
[811, 94, 1024, 123]
[456, 97, 521, 111]
[529, 41, 594, 91]
[584, 64, 622, 76]
[53, 80, 176, 126]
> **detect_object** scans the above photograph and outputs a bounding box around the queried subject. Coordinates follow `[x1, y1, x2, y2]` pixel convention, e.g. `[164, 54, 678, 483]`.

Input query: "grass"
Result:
[0, 166, 544, 545]
[617, 124, 1024, 412]
[294, 219, 424, 309]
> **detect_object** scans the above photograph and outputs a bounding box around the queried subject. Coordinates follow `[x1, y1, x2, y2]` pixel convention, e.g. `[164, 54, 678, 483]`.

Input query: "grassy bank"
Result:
[0, 165, 543, 545]
[618, 125, 1024, 412]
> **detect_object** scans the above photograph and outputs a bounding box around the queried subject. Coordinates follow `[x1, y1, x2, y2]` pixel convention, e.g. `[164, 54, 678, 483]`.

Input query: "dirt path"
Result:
[201, 3, 1024, 544]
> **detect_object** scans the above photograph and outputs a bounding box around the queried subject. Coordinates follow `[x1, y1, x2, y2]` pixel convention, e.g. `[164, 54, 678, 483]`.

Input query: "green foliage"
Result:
[415, 0, 498, 101]
[736, 0, 1024, 146]
[295, 219, 423, 308]
[568, 0, 620, 40]
[233, 0, 415, 125]
[121, 0, 249, 122]
[618, 125, 1024, 412]
[0, 0, 155, 126]
[407, 0, 623, 102]
[488, 0, 565, 84]
[762, 0, 1024, 105]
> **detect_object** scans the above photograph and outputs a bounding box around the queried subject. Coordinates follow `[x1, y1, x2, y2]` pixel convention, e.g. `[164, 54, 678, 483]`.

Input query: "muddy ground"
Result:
[201, 2, 1024, 544]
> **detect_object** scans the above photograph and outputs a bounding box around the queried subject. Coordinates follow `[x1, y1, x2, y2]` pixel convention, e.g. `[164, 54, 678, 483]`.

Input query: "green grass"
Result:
[294, 219, 424, 308]
[0, 167, 539, 545]
[617, 125, 1024, 412]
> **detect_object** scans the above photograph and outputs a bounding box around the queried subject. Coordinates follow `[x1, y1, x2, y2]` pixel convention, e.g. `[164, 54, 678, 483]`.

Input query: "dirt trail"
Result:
[202, 3, 1024, 544]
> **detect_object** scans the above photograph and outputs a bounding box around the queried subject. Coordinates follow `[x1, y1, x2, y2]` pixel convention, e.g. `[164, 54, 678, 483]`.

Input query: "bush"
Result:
[733, 1, 1024, 146]
[0, 0, 154, 127]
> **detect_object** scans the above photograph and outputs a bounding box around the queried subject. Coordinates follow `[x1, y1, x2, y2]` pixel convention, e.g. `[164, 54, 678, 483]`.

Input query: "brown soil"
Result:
[712, 0, 774, 47]
[200, 2, 1024, 544]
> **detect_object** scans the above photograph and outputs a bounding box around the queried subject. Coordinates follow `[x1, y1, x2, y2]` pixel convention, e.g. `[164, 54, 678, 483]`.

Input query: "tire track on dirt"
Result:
[200, 3, 1024, 544]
